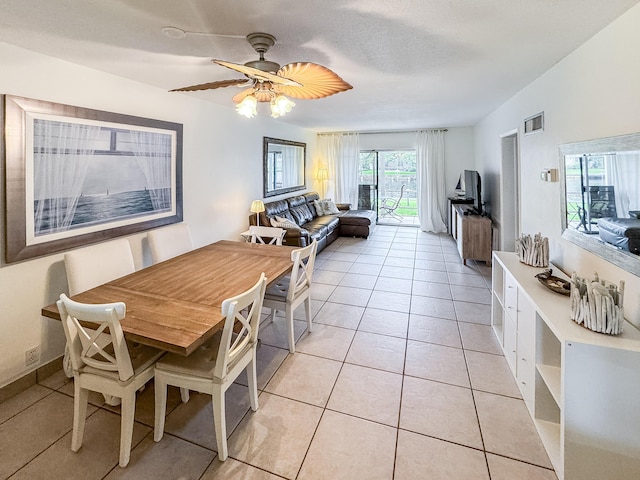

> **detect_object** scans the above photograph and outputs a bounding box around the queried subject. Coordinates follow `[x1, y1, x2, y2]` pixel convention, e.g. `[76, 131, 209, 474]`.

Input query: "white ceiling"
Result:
[1, 0, 637, 132]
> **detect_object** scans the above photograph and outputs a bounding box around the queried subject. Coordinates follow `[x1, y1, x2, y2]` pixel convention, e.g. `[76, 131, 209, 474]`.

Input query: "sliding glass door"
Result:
[359, 150, 417, 225]
[358, 151, 378, 211]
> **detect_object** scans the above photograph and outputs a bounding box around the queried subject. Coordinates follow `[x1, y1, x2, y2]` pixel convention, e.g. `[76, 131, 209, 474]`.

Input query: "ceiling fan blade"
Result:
[274, 62, 352, 100]
[213, 60, 302, 87]
[170, 78, 250, 92]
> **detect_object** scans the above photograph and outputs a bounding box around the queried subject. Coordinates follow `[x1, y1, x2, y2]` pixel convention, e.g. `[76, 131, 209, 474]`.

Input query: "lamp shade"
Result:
[316, 168, 329, 181]
[236, 95, 258, 118]
[250, 200, 265, 213]
[270, 95, 295, 118]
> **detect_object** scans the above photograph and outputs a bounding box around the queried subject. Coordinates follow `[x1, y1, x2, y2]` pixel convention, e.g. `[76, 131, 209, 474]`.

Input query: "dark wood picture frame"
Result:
[263, 137, 306, 198]
[2, 95, 183, 264]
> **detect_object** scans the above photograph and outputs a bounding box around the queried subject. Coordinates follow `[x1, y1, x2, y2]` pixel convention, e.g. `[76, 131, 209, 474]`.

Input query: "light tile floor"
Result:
[0, 226, 557, 479]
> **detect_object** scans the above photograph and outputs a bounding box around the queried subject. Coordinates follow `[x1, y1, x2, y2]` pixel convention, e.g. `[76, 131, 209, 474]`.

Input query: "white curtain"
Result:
[606, 152, 640, 216]
[416, 129, 447, 232]
[281, 145, 300, 187]
[317, 133, 360, 206]
[33, 120, 101, 235]
[130, 130, 172, 211]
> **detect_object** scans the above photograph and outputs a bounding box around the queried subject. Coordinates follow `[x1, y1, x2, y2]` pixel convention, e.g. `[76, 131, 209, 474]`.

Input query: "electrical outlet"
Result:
[25, 346, 40, 367]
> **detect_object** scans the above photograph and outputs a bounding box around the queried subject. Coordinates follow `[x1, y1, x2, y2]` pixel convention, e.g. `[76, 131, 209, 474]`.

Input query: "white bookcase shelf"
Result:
[536, 364, 561, 405]
[491, 251, 640, 480]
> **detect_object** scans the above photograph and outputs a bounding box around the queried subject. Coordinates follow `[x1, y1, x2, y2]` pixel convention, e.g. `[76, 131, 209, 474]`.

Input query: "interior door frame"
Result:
[499, 129, 520, 250]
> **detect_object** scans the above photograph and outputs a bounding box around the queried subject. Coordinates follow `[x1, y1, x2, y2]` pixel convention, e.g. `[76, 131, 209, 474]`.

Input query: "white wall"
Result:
[474, 4, 640, 327]
[0, 42, 315, 387]
[358, 128, 475, 197]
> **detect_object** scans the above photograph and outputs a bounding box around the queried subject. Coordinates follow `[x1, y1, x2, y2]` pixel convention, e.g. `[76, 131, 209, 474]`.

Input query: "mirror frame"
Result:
[559, 131, 640, 277]
[263, 137, 306, 198]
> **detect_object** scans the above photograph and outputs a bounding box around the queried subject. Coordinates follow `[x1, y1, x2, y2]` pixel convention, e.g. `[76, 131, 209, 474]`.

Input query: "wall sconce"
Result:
[250, 199, 265, 225]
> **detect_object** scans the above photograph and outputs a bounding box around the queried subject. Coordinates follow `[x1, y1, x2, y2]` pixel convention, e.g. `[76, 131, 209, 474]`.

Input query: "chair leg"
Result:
[261, 307, 276, 327]
[304, 297, 312, 333]
[247, 352, 259, 412]
[103, 394, 122, 406]
[71, 381, 89, 452]
[212, 384, 228, 461]
[286, 304, 295, 354]
[154, 375, 168, 442]
[119, 392, 136, 467]
[180, 387, 190, 403]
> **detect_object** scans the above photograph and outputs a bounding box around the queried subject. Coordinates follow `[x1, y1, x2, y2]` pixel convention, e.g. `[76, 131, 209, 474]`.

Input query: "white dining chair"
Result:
[147, 223, 194, 263]
[153, 272, 267, 461]
[57, 294, 164, 468]
[249, 225, 285, 245]
[263, 240, 318, 353]
[63, 239, 137, 384]
[64, 239, 136, 296]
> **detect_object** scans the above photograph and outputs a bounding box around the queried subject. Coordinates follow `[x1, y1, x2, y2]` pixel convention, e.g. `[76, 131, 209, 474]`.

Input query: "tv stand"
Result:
[452, 204, 492, 265]
[446, 196, 474, 233]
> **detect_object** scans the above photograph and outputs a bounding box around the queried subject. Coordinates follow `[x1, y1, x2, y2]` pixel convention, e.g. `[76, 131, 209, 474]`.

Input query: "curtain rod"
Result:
[318, 128, 448, 136]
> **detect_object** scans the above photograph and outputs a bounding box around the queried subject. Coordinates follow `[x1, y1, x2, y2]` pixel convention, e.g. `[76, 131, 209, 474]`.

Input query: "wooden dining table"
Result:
[41, 240, 294, 356]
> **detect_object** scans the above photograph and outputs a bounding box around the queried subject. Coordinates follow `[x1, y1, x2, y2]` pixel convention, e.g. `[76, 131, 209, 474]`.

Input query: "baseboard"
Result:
[0, 356, 64, 403]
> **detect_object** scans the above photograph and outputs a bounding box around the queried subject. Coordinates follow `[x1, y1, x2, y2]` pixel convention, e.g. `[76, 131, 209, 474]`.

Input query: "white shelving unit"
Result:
[491, 251, 640, 480]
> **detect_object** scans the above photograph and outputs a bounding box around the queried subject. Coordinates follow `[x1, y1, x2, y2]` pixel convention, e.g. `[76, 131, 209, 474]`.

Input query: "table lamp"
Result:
[316, 168, 329, 198]
[250, 200, 265, 226]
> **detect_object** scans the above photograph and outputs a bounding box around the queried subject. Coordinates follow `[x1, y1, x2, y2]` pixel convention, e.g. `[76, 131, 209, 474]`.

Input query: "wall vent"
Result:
[524, 112, 544, 135]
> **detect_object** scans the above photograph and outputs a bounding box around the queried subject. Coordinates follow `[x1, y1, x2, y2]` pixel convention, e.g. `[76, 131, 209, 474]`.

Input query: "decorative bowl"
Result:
[535, 269, 570, 296]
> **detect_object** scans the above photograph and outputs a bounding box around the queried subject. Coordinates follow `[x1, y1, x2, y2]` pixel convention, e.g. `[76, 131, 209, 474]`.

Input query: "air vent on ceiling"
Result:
[524, 112, 544, 135]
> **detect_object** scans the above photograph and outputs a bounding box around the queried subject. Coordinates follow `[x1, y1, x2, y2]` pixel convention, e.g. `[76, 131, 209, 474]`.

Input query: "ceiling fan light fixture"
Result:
[170, 31, 352, 117]
[236, 95, 258, 118]
[270, 94, 295, 118]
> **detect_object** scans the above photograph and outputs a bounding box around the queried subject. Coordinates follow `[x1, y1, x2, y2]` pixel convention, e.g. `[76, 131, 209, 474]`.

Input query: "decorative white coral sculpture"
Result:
[516, 233, 548, 267]
[569, 272, 625, 335]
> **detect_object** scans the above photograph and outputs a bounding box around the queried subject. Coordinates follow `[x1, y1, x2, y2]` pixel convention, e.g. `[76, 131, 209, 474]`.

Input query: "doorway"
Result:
[500, 132, 520, 250]
[359, 150, 418, 225]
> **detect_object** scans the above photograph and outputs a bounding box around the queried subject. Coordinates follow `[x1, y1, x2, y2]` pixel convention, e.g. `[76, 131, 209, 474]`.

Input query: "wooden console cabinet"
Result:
[491, 252, 640, 480]
[447, 196, 473, 233]
[452, 204, 492, 265]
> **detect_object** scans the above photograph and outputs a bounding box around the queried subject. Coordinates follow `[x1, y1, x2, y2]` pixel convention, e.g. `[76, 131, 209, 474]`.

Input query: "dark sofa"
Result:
[249, 192, 376, 252]
[597, 216, 640, 254]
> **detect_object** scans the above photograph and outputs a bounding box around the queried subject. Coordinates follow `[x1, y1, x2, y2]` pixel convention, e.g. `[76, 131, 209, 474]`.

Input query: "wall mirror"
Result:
[263, 137, 306, 197]
[559, 132, 640, 277]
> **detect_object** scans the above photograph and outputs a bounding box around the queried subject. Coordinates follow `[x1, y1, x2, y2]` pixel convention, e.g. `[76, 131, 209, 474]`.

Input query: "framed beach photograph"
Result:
[3, 95, 183, 263]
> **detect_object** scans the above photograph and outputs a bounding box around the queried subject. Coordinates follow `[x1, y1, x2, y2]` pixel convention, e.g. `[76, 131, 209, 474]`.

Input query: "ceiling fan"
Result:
[170, 32, 353, 118]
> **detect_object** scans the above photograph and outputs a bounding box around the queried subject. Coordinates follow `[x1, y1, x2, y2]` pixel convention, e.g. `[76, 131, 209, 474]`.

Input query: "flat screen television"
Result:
[463, 169, 482, 215]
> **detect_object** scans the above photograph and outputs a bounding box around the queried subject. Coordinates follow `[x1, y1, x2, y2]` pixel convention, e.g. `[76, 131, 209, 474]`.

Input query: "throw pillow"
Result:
[320, 199, 340, 215]
[270, 216, 300, 229]
[313, 199, 325, 216]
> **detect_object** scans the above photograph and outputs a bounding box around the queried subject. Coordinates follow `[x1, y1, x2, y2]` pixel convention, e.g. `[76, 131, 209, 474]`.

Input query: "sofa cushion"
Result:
[305, 222, 328, 240]
[303, 192, 321, 216]
[288, 196, 314, 224]
[339, 209, 377, 226]
[263, 199, 288, 216]
[305, 215, 341, 235]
